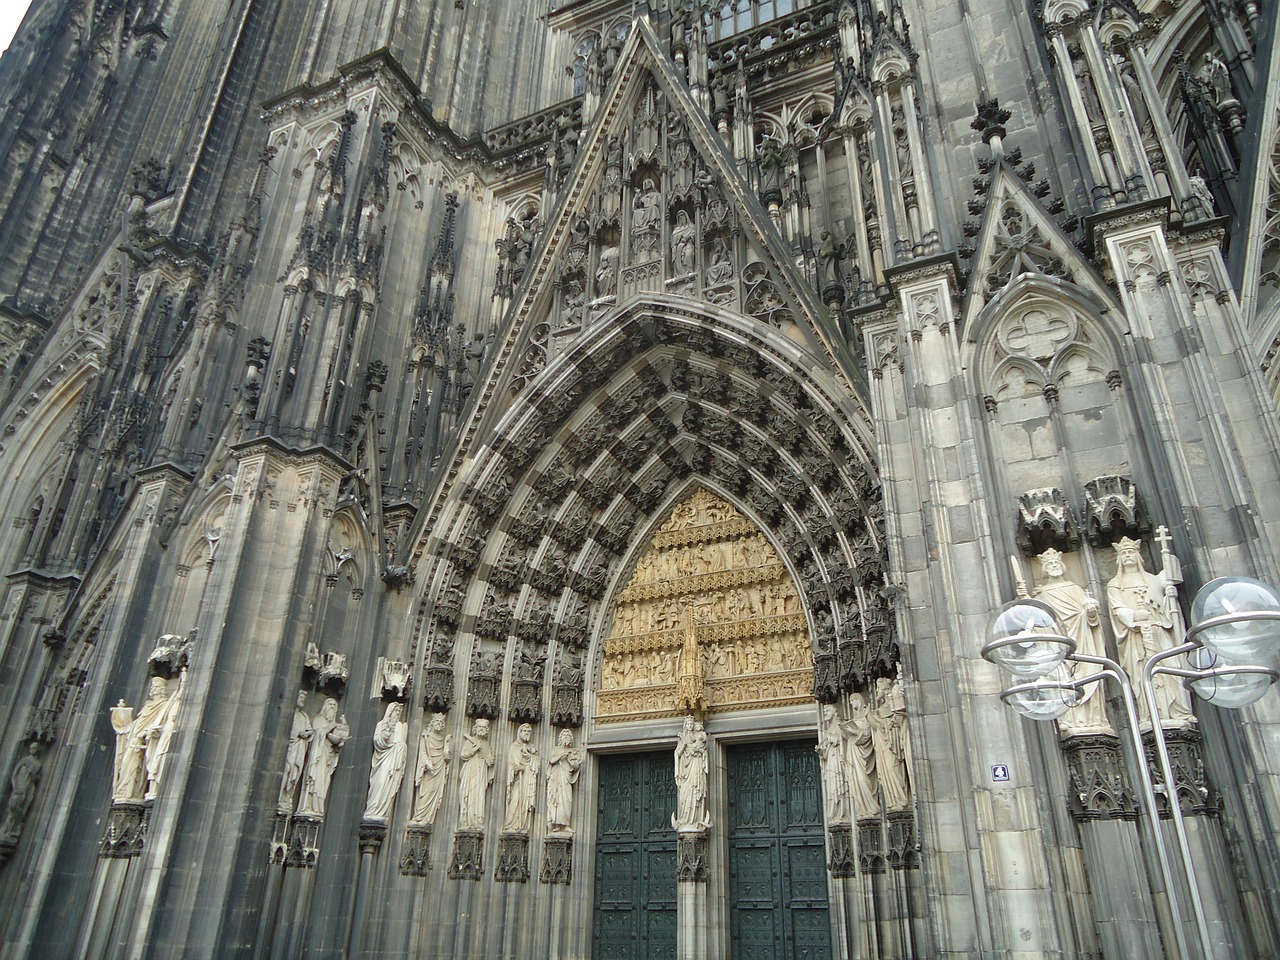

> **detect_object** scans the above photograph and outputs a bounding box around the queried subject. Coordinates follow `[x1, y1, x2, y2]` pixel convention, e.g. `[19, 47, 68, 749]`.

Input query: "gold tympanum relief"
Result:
[596, 487, 812, 722]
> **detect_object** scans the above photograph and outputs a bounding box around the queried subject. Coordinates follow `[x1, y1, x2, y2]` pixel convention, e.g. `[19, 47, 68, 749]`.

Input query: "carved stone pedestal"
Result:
[676, 829, 709, 882]
[1143, 727, 1218, 818]
[448, 830, 484, 880]
[827, 823, 855, 878]
[400, 824, 433, 876]
[358, 819, 387, 854]
[495, 832, 530, 882]
[541, 835, 572, 884]
[1061, 734, 1137, 822]
[100, 802, 149, 859]
[1059, 734, 1160, 958]
[886, 812, 918, 870]
[283, 815, 322, 869]
[856, 817, 885, 875]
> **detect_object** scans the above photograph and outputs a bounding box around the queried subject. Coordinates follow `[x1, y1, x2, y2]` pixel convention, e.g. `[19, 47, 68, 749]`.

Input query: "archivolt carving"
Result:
[597, 487, 812, 722]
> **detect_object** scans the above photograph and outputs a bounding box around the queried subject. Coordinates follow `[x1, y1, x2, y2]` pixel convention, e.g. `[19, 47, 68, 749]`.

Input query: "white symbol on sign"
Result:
[992, 764, 1010, 782]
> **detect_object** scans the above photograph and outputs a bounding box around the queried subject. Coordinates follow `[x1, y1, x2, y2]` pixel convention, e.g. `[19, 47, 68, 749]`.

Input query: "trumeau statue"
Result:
[362, 702, 408, 822]
[817, 704, 851, 825]
[546, 729, 583, 836]
[278, 690, 313, 814]
[295, 698, 350, 818]
[110, 671, 186, 804]
[502, 723, 539, 834]
[457, 719, 494, 831]
[1106, 534, 1196, 728]
[1034, 549, 1113, 735]
[410, 713, 452, 825]
[672, 715, 710, 832]
[843, 692, 879, 820]
[871, 676, 911, 812]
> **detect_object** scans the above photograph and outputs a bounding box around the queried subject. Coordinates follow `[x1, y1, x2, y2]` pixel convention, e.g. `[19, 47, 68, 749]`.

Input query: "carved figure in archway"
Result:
[278, 690, 313, 813]
[502, 722, 539, 834]
[458, 719, 494, 830]
[362, 702, 408, 822]
[817, 704, 850, 825]
[842, 692, 879, 820]
[410, 713, 452, 825]
[296, 698, 350, 818]
[871, 677, 911, 812]
[546, 729, 583, 835]
[0, 744, 42, 845]
[671, 210, 696, 275]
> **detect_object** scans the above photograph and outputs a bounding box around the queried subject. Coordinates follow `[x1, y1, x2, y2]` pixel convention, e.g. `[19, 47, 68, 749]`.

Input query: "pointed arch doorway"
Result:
[590, 485, 831, 960]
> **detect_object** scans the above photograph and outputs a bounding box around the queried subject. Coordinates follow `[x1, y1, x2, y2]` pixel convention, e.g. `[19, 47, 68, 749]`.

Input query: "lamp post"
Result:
[982, 578, 1280, 960]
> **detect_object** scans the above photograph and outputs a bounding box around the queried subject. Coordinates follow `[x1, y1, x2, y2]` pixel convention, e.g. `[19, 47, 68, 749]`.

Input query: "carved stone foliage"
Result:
[400, 824, 433, 877]
[1016, 487, 1079, 556]
[449, 831, 485, 880]
[541, 836, 573, 884]
[1061, 735, 1138, 823]
[676, 830, 709, 883]
[597, 487, 813, 722]
[495, 833, 530, 883]
[1083, 476, 1148, 547]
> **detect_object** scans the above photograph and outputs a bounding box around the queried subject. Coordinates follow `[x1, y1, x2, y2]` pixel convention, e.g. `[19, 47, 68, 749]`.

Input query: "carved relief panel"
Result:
[596, 487, 812, 722]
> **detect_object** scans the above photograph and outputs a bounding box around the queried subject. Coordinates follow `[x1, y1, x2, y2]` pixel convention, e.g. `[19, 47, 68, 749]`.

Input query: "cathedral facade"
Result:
[0, 0, 1275, 957]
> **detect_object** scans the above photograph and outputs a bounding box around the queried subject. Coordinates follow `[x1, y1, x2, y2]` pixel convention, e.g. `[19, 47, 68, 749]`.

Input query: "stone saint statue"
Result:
[842, 692, 879, 820]
[410, 713, 452, 825]
[672, 715, 710, 831]
[0, 744, 42, 845]
[111, 675, 181, 803]
[362, 702, 408, 821]
[278, 690, 313, 813]
[1106, 535, 1196, 728]
[546, 729, 583, 836]
[1033, 549, 1112, 735]
[144, 669, 185, 801]
[871, 676, 911, 812]
[817, 704, 850, 825]
[295, 699, 350, 818]
[457, 718, 494, 831]
[670, 210, 696, 275]
[502, 722, 539, 834]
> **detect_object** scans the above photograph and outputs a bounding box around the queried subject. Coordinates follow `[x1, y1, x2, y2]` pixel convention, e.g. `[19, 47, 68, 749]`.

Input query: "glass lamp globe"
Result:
[983, 599, 1075, 680]
[1000, 666, 1082, 721]
[1186, 645, 1277, 710]
[1191, 577, 1280, 664]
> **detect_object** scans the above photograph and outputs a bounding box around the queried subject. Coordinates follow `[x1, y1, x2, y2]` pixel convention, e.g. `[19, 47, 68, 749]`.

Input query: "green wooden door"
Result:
[727, 740, 831, 960]
[593, 752, 678, 960]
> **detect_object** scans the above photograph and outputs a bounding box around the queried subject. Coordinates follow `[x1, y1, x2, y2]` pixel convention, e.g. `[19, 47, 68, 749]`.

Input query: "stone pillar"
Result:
[1059, 734, 1164, 957]
[677, 829, 709, 960]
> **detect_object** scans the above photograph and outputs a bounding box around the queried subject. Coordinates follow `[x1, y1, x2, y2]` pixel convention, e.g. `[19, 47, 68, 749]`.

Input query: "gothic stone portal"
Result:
[597, 487, 812, 721]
